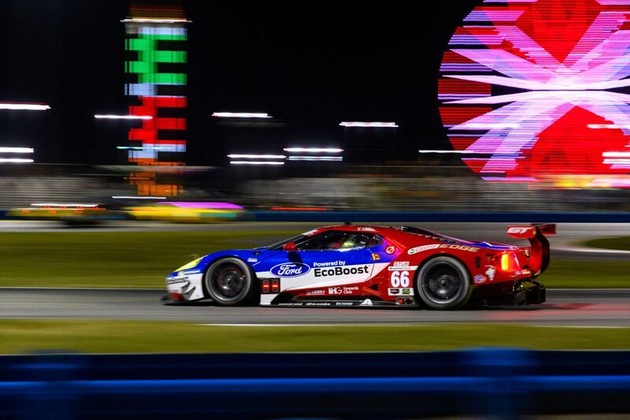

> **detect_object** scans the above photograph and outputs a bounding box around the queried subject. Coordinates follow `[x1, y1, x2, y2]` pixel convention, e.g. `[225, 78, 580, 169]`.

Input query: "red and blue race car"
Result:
[164, 223, 555, 310]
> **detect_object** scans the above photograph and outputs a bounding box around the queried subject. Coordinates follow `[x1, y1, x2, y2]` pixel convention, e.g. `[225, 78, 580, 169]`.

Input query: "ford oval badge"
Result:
[270, 262, 310, 277]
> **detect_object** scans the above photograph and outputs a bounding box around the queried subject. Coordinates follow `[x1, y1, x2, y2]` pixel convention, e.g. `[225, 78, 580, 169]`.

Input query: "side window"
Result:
[336, 233, 373, 249]
[297, 232, 348, 250]
[294, 231, 381, 251]
[367, 235, 383, 248]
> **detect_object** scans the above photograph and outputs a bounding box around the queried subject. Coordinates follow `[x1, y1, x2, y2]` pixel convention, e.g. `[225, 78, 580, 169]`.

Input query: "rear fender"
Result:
[507, 224, 556, 276]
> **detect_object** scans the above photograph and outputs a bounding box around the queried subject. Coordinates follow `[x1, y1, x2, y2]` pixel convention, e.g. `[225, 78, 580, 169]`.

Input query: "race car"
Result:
[163, 223, 555, 310]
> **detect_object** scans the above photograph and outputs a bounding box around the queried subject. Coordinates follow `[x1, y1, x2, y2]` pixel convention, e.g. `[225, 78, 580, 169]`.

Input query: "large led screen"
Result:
[439, 0, 630, 188]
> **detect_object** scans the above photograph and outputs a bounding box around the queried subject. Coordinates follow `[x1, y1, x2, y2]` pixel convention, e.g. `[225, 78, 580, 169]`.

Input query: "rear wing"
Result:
[507, 223, 556, 276]
[507, 223, 556, 239]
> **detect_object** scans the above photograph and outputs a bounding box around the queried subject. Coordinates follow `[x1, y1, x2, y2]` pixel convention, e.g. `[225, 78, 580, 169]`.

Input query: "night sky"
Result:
[0, 0, 482, 167]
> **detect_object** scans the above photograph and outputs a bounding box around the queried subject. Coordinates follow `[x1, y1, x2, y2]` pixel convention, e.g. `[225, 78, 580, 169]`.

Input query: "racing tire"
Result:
[203, 257, 260, 306]
[415, 256, 472, 310]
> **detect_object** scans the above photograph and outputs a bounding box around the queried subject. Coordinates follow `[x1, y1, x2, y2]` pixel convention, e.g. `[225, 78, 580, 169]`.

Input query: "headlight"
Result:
[176, 257, 202, 271]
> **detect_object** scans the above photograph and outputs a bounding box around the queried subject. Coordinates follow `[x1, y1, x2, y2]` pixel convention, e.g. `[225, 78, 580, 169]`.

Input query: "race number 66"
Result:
[390, 271, 410, 287]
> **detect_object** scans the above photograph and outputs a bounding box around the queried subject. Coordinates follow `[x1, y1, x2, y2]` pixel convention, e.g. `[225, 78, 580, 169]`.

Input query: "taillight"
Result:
[500, 252, 520, 271]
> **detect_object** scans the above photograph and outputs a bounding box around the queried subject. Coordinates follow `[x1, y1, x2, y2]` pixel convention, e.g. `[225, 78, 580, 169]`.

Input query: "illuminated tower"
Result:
[122, 1, 189, 196]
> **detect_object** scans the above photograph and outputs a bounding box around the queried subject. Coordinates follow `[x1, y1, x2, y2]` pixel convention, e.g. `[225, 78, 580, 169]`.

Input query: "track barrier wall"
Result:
[1, 348, 629, 418]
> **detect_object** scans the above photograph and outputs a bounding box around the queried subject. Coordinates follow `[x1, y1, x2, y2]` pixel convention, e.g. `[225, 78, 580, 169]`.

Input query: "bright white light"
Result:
[418, 149, 477, 154]
[283, 147, 343, 153]
[602, 152, 630, 158]
[286, 156, 343, 161]
[213, 112, 272, 119]
[339, 121, 398, 128]
[587, 124, 630, 129]
[229, 161, 284, 166]
[0, 103, 50, 111]
[0, 158, 33, 163]
[0, 147, 34, 154]
[227, 154, 285, 159]
[121, 18, 190, 24]
[95, 114, 152, 120]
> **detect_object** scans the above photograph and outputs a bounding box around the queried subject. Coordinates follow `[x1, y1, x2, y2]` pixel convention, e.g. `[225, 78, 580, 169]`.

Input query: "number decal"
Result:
[390, 271, 410, 287]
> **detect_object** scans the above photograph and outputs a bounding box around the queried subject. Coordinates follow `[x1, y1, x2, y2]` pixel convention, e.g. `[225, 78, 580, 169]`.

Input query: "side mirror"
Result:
[283, 242, 298, 252]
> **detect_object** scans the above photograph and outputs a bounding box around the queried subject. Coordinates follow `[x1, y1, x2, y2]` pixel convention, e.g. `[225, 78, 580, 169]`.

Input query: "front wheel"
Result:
[203, 257, 259, 306]
[415, 256, 471, 310]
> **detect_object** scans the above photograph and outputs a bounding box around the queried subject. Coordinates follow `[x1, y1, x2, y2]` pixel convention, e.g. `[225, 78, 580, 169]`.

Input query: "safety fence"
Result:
[1, 348, 629, 418]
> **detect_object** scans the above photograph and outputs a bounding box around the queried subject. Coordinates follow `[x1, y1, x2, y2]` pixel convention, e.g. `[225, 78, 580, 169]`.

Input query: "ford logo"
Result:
[270, 262, 310, 277]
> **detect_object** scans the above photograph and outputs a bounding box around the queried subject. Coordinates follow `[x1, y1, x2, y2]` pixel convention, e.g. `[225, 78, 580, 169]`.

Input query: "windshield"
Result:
[261, 234, 309, 250]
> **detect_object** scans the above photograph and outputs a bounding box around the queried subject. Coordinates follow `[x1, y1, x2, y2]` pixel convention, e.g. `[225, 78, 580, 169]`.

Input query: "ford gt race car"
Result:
[163, 223, 555, 310]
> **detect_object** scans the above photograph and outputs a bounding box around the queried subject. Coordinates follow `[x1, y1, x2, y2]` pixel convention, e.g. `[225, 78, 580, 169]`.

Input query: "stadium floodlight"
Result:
[121, 18, 190, 24]
[0, 146, 34, 164]
[229, 160, 284, 166]
[0, 158, 34, 163]
[339, 121, 398, 128]
[283, 147, 343, 153]
[418, 149, 477, 154]
[227, 154, 285, 159]
[0, 147, 34, 154]
[95, 114, 153, 120]
[213, 112, 272, 119]
[227, 153, 285, 166]
[286, 156, 343, 161]
[0, 103, 50, 111]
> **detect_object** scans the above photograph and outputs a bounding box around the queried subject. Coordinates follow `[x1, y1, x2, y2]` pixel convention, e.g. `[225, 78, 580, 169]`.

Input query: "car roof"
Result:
[311, 224, 451, 241]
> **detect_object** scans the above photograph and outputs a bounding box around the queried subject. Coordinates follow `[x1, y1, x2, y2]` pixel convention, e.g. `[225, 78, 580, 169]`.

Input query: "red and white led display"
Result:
[439, 0, 630, 187]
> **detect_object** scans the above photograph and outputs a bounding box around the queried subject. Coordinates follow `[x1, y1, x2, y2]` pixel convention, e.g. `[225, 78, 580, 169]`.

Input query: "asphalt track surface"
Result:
[1, 220, 629, 327]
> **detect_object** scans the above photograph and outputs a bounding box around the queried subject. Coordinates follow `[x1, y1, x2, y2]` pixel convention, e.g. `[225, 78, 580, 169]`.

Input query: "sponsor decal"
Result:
[167, 276, 190, 285]
[439, 244, 480, 252]
[474, 275, 487, 284]
[385, 245, 396, 254]
[408, 243, 480, 255]
[328, 287, 340, 295]
[485, 266, 496, 281]
[314, 265, 369, 277]
[270, 262, 311, 277]
[178, 270, 200, 276]
[327, 286, 360, 295]
[388, 261, 417, 271]
[313, 260, 345, 267]
[306, 289, 326, 296]
[358, 227, 375, 232]
[372, 253, 381, 261]
[388, 288, 414, 296]
[507, 227, 530, 234]
[408, 244, 440, 255]
[247, 257, 258, 263]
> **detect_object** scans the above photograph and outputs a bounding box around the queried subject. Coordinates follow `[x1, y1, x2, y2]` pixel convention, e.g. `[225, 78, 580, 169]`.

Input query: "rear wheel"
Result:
[203, 257, 259, 306]
[416, 256, 471, 310]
